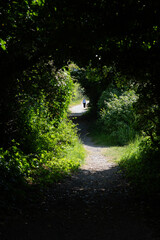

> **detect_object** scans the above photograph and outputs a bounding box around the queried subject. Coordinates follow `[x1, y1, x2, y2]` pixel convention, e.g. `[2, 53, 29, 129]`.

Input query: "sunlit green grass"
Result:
[102, 146, 128, 163]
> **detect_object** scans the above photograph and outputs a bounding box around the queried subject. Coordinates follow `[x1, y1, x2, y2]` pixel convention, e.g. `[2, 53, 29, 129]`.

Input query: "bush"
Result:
[0, 118, 85, 189]
[97, 87, 138, 145]
[27, 119, 85, 184]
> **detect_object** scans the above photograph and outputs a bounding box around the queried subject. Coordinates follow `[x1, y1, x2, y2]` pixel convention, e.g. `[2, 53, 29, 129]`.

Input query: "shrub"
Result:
[27, 119, 85, 184]
[0, 118, 85, 189]
[97, 87, 138, 145]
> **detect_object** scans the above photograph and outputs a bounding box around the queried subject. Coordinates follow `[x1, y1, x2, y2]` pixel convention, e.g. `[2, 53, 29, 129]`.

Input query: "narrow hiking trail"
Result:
[1, 104, 159, 240]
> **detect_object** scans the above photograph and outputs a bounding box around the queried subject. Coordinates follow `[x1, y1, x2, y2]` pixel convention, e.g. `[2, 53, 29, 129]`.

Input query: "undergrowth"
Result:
[97, 88, 138, 145]
[118, 137, 160, 195]
[70, 82, 84, 106]
[0, 67, 86, 204]
[0, 119, 85, 191]
[91, 123, 160, 196]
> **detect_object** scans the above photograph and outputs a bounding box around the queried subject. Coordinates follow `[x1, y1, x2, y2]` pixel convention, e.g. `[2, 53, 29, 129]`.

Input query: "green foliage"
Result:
[0, 117, 85, 189]
[97, 83, 123, 109]
[27, 119, 85, 184]
[0, 63, 85, 191]
[70, 82, 84, 106]
[133, 82, 160, 147]
[0, 38, 6, 51]
[97, 87, 138, 145]
[119, 137, 160, 195]
[0, 142, 29, 186]
[71, 65, 116, 115]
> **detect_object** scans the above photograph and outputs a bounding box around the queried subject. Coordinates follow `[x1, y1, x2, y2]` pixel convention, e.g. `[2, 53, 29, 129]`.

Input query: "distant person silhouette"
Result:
[83, 99, 86, 108]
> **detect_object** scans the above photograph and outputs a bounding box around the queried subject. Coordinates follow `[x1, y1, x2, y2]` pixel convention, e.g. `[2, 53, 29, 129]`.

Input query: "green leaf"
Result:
[0, 39, 6, 51]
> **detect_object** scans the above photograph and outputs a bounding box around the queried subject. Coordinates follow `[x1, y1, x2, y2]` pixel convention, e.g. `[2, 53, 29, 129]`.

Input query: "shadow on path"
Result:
[2, 167, 155, 240]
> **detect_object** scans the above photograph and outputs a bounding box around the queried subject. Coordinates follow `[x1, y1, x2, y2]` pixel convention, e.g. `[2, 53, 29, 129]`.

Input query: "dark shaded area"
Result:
[0, 116, 160, 240]
[0, 167, 156, 240]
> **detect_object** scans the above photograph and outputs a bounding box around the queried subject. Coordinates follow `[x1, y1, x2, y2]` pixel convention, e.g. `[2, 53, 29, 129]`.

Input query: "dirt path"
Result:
[1, 105, 159, 240]
[69, 102, 89, 117]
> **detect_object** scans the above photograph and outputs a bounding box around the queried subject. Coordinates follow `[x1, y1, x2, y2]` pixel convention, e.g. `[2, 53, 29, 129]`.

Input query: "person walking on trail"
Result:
[83, 99, 86, 108]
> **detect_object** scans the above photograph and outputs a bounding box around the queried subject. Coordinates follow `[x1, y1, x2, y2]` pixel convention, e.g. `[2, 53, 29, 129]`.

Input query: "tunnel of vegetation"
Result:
[0, 0, 160, 197]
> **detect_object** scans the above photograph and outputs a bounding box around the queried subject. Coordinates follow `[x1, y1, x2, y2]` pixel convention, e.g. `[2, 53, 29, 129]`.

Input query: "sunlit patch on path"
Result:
[69, 102, 89, 117]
